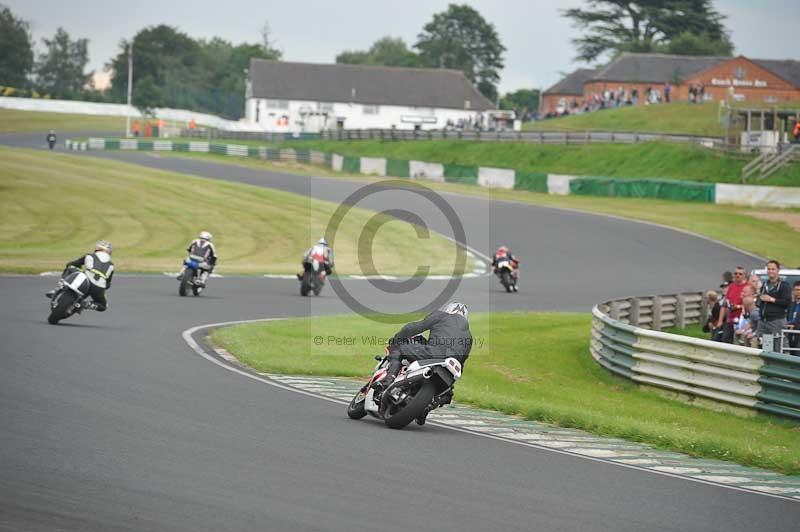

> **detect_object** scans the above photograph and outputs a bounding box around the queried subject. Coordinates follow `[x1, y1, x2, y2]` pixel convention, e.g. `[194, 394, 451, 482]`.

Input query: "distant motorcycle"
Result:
[47, 266, 92, 324]
[178, 256, 208, 296]
[347, 336, 462, 429]
[300, 259, 326, 297]
[495, 257, 518, 293]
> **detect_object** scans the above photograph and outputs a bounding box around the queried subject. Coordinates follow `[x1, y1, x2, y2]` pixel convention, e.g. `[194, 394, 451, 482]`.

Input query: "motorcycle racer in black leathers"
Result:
[46, 240, 115, 311]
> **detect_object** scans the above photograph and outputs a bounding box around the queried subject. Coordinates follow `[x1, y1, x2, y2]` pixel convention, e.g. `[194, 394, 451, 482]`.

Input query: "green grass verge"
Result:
[0, 146, 470, 275]
[147, 150, 800, 266]
[0, 108, 128, 133]
[526, 102, 727, 137]
[282, 139, 800, 186]
[211, 312, 800, 475]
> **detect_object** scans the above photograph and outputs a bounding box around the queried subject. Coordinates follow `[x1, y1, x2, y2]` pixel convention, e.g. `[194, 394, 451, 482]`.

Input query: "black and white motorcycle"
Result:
[47, 266, 92, 324]
[347, 337, 462, 429]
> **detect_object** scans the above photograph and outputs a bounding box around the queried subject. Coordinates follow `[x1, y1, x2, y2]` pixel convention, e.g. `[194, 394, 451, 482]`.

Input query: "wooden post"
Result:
[676, 293, 686, 329]
[629, 297, 640, 327]
[652, 296, 662, 331]
[700, 292, 709, 326]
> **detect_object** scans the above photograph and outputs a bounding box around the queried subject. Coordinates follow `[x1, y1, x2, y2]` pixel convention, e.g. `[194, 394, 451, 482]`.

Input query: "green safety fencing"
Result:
[342, 155, 361, 174]
[174, 142, 189, 152]
[570, 177, 716, 203]
[137, 141, 153, 151]
[295, 149, 311, 163]
[444, 163, 478, 185]
[514, 171, 548, 193]
[386, 158, 410, 178]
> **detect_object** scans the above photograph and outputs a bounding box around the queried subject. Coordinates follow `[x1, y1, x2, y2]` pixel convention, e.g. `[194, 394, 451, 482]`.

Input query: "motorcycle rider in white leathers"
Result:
[181, 231, 217, 287]
[46, 240, 115, 311]
[297, 237, 334, 280]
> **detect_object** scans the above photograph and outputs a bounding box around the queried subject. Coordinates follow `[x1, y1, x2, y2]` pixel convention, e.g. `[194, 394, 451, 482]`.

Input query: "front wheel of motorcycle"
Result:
[347, 390, 367, 419]
[384, 380, 436, 429]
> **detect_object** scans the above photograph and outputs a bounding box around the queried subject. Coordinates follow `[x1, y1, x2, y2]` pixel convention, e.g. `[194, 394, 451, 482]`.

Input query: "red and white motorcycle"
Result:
[347, 336, 462, 429]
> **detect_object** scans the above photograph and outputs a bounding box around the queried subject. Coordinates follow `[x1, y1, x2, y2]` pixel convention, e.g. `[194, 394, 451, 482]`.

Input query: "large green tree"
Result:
[500, 89, 540, 119]
[0, 4, 34, 88]
[414, 4, 505, 101]
[35, 27, 89, 98]
[108, 24, 279, 118]
[336, 36, 419, 67]
[564, 0, 732, 62]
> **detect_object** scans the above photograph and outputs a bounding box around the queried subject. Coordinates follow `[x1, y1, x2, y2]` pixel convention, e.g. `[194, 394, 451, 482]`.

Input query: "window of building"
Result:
[363, 104, 379, 115]
[319, 102, 334, 113]
[265, 99, 289, 110]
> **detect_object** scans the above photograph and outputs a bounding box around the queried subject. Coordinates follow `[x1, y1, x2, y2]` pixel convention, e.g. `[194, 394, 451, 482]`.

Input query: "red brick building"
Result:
[540, 68, 596, 116]
[541, 53, 800, 113]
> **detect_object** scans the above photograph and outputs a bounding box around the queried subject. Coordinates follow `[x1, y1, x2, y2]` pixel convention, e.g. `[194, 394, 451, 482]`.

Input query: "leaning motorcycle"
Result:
[47, 266, 92, 324]
[495, 258, 518, 293]
[300, 259, 325, 297]
[347, 338, 462, 429]
[178, 256, 207, 296]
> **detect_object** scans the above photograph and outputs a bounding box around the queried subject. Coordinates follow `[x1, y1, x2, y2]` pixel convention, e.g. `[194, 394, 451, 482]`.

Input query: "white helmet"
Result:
[199, 231, 212, 242]
[95, 240, 112, 254]
[317, 237, 328, 246]
[440, 301, 469, 321]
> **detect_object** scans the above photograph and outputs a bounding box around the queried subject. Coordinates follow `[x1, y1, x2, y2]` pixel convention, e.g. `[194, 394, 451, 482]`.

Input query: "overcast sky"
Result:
[6, 0, 798, 93]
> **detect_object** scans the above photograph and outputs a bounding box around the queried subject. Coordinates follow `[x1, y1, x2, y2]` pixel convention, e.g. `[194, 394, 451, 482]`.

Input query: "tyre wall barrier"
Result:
[77, 138, 800, 207]
[592, 293, 800, 420]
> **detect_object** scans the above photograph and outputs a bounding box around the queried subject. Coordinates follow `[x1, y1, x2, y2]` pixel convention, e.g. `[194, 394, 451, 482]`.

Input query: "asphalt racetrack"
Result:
[2, 134, 796, 531]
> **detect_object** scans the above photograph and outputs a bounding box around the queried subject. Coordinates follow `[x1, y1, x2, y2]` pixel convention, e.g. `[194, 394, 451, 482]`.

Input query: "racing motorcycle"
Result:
[47, 266, 92, 324]
[178, 256, 208, 296]
[346, 336, 462, 429]
[495, 257, 518, 293]
[300, 259, 325, 297]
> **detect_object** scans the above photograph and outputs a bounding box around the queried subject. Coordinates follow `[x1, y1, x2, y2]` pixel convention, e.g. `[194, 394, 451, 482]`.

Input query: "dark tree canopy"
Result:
[500, 89, 540, 118]
[336, 37, 418, 68]
[108, 24, 280, 118]
[35, 27, 89, 98]
[414, 4, 505, 102]
[564, 0, 732, 62]
[0, 4, 34, 88]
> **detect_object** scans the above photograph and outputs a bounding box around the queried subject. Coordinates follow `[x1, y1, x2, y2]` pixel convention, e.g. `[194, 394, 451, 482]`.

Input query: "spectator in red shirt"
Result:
[722, 266, 748, 343]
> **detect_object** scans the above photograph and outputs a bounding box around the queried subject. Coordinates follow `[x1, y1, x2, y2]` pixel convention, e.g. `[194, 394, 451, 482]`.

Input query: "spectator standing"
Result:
[664, 82, 672, 103]
[699, 83, 706, 103]
[748, 273, 762, 294]
[713, 282, 732, 342]
[702, 290, 721, 340]
[722, 266, 748, 343]
[735, 295, 760, 348]
[793, 121, 800, 143]
[786, 281, 800, 351]
[757, 260, 792, 351]
[631, 88, 638, 105]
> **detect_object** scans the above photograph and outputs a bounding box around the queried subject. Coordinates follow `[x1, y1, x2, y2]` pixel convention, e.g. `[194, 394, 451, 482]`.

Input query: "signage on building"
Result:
[711, 78, 768, 88]
[401, 115, 438, 124]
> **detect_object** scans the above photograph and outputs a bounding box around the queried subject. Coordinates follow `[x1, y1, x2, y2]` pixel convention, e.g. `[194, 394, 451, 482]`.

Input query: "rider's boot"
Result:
[45, 290, 56, 299]
[197, 271, 209, 287]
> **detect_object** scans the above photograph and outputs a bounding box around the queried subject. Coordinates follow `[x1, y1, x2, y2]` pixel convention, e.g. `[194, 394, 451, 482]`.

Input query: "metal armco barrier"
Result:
[592, 293, 800, 420]
[180, 127, 726, 149]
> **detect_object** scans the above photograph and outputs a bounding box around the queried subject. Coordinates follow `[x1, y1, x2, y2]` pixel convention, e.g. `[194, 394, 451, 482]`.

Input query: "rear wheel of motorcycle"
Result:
[384, 380, 436, 429]
[347, 390, 367, 419]
[179, 273, 191, 296]
[48, 291, 76, 324]
[313, 284, 322, 296]
[501, 271, 512, 293]
[300, 273, 311, 296]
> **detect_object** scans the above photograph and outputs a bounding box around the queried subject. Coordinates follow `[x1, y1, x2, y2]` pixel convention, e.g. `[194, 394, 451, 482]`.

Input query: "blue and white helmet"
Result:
[317, 237, 328, 246]
[440, 301, 469, 321]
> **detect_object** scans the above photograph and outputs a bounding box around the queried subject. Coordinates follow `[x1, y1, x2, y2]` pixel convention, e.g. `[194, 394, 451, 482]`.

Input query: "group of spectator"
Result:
[543, 81, 708, 120]
[703, 260, 797, 353]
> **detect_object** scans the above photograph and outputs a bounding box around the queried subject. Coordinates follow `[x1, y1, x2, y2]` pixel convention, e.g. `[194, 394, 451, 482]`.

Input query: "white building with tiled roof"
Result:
[244, 59, 500, 132]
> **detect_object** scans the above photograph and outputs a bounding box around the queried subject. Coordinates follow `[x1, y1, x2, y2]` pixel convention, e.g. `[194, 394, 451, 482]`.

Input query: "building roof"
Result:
[543, 68, 597, 95]
[751, 59, 800, 88]
[591, 53, 727, 84]
[248, 59, 495, 111]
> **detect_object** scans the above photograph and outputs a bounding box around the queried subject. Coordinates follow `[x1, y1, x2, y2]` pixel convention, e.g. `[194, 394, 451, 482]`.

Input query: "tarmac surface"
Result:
[2, 135, 795, 531]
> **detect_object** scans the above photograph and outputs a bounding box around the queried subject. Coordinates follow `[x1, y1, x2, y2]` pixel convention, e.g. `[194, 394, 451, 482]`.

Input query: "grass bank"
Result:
[275, 139, 799, 186]
[0, 108, 127, 133]
[211, 312, 800, 475]
[0, 147, 468, 275]
[149, 149, 800, 266]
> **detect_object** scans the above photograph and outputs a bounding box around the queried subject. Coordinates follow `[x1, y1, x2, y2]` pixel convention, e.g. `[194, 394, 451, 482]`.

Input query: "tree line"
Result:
[0, 1, 733, 120]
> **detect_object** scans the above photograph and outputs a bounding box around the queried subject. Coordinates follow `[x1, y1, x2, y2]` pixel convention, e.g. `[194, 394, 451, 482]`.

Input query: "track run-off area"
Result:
[1, 133, 797, 532]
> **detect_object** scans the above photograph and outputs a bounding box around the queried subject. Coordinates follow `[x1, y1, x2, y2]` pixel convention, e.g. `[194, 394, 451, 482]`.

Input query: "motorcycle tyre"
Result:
[48, 290, 76, 325]
[384, 380, 436, 430]
[347, 390, 367, 419]
[501, 270, 512, 293]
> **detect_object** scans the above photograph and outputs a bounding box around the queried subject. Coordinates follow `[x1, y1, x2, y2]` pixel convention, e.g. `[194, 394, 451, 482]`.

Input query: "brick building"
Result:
[540, 68, 596, 116]
[542, 53, 800, 113]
